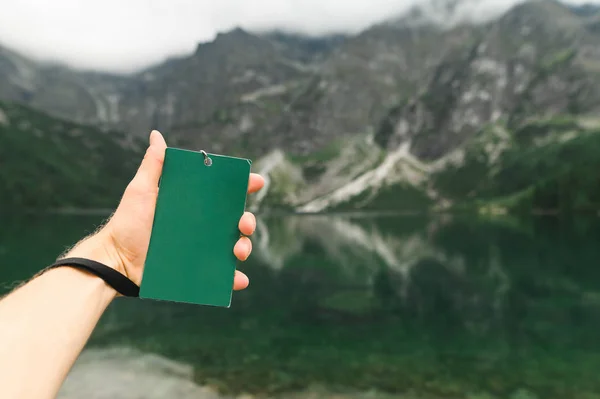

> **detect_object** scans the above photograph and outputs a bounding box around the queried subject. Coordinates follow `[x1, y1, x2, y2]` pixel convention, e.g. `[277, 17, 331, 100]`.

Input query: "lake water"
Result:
[1, 213, 599, 399]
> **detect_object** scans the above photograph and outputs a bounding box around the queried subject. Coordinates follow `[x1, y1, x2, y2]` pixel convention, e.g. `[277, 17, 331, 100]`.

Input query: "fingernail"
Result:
[149, 130, 161, 146]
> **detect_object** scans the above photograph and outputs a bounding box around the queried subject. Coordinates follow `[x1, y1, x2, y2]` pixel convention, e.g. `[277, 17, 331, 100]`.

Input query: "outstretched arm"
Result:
[0, 264, 116, 399]
[0, 131, 264, 399]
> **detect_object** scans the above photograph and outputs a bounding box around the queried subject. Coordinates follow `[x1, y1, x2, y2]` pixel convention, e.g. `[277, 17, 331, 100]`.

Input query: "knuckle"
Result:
[146, 146, 164, 166]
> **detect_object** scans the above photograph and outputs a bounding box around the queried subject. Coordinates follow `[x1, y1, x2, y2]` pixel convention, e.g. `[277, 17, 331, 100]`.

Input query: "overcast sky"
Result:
[0, 0, 596, 73]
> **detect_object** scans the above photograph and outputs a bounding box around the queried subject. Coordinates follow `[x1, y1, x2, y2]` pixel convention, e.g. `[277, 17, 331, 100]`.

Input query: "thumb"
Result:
[131, 130, 167, 189]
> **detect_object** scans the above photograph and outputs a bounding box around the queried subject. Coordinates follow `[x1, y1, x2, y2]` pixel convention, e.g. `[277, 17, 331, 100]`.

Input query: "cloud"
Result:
[0, 0, 596, 73]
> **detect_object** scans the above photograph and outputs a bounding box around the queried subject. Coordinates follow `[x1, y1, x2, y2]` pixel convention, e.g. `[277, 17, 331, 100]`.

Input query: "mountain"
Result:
[0, 101, 143, 208]
[254, 0, 600, 213]
[269, 0, 600, 213]
[0, 45, 133, 129]
[2, 0, 600, 212]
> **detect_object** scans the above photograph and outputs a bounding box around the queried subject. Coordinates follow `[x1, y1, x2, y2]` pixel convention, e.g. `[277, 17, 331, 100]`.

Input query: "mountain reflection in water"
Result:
[1, 213, 599, 399]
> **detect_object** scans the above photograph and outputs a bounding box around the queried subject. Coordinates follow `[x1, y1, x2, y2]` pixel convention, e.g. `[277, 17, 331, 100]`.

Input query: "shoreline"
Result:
[9, 207, 600, 218]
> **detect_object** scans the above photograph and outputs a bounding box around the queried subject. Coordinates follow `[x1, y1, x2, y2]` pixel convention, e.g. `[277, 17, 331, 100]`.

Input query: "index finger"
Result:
[248, 173, 265, 194]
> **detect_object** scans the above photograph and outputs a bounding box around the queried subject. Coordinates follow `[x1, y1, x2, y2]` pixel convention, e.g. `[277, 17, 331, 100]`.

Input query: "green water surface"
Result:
[1, 213, 599, 399]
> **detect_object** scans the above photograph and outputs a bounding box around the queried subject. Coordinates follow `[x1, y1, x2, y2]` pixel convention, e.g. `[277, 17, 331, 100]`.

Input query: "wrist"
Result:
[44, 265, 118, 305]
[62, 230, 126, 299]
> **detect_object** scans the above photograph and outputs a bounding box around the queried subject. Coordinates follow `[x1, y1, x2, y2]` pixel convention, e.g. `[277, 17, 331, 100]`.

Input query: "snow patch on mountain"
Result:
[240, 83, 289, 102]
[298, 141, 429, 212]
[251, 149, 304, 211]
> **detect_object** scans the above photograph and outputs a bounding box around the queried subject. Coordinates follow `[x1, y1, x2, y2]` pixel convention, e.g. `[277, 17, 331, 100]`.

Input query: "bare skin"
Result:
[0, 130, 265, 399]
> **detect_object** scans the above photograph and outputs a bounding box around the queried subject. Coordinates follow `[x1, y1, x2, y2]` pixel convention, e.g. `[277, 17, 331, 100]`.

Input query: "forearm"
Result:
[0, 262, 115, 399]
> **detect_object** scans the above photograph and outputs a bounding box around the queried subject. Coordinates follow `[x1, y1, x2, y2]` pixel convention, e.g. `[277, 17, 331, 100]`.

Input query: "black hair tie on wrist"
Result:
[47, 257, 140, 297]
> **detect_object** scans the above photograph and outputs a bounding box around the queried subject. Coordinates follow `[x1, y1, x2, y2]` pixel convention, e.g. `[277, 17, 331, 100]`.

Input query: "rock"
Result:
[0, 107, 8, 126]
[58, 348, 226, 399]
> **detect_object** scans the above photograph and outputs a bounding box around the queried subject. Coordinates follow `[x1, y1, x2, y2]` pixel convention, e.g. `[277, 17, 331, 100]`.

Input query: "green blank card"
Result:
[139, 148, 251, 307]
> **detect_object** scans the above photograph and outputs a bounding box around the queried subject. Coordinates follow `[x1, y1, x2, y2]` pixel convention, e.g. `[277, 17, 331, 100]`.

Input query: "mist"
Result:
[0, 0, 596, 73]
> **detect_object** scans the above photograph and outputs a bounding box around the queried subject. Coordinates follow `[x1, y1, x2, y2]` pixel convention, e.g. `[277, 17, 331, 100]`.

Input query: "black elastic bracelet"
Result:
[47, 257, 140, 297]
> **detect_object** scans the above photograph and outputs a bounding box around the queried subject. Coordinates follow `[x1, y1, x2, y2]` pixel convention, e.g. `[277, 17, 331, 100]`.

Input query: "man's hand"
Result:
[66, 130, 264, 293]
[0, 130, 265, 399]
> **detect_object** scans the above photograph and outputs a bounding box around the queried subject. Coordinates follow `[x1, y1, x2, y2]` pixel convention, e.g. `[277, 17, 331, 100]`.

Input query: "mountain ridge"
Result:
[3, 0, 600, 212]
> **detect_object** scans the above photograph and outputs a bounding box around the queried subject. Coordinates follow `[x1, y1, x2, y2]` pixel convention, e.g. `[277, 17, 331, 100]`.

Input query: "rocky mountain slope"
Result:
[2, 0, 600, 212]
[265, 0, 600, 213]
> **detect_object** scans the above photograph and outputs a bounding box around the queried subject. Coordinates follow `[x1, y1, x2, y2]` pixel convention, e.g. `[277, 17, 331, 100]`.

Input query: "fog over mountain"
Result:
[0, 0, 597, 72]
